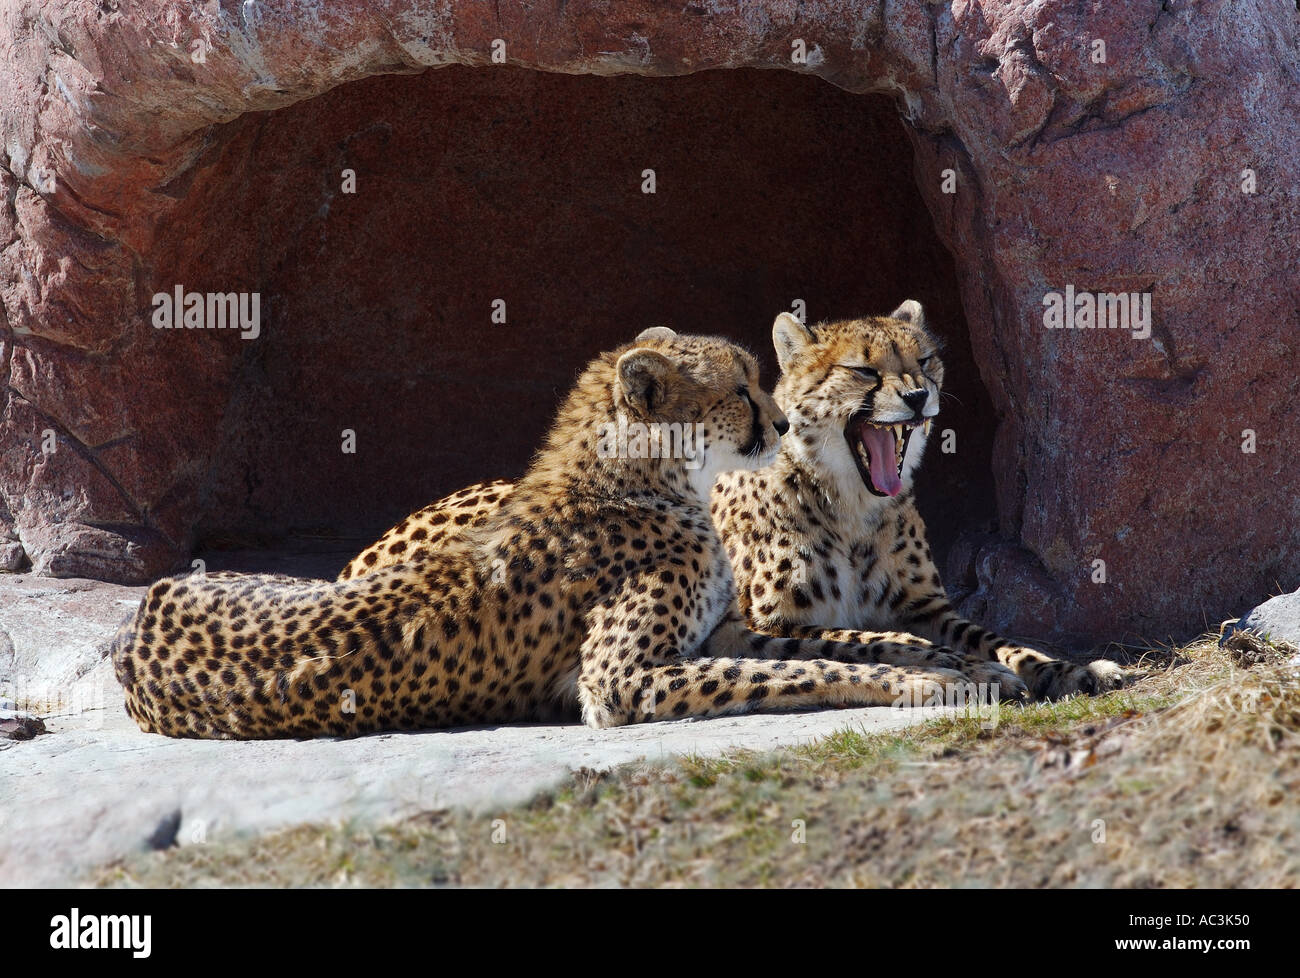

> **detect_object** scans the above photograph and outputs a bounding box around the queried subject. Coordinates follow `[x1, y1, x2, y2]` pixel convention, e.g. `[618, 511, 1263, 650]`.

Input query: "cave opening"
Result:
[155, 66, 997, 584]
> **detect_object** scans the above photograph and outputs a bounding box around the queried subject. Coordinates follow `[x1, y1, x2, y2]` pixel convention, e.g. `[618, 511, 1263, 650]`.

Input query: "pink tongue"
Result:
[859, 423, 902, 496]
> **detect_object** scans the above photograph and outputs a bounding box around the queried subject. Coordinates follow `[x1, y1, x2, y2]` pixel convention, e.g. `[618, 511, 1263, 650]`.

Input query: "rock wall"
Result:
[1, 0, 1297, 648]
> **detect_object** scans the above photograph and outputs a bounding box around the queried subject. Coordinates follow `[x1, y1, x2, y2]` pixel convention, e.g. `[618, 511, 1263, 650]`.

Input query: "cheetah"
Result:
[715, 302, 1124, 698]
[112, 330, 1017, 740]
[346, 305, 1123, 700]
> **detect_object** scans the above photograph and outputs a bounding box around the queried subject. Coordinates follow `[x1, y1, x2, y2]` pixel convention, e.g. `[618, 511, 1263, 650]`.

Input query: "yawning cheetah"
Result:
[715, 302, 1124, 698]
[112, 331, 1015, 739]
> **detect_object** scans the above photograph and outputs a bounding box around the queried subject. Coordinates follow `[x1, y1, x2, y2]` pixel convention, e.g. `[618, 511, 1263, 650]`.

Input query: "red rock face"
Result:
[1, 0, 1297, 649]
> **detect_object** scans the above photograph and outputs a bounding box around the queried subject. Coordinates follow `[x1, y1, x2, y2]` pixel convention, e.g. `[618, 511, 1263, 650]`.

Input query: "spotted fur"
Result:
[112, 331, 1013, 740]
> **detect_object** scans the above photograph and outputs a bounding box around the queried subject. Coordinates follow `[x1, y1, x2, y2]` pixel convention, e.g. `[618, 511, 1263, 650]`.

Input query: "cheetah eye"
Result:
[918, 356, 934, 367]
[840, 365, 879, 381]
[736, 386, 751, 400]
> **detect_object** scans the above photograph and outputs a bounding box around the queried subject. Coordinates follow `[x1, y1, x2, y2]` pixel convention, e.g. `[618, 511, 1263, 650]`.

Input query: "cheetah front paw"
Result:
[957, 655, 1029, 703]
[893, 646, 1027, 701]
[893, 668, 969, 707]
[894, 662, 1027, 706]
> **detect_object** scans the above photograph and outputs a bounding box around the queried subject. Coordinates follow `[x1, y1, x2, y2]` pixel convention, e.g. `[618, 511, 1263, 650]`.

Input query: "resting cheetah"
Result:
[112, 331, 1015, 740]
[347, 305, 1122, 699]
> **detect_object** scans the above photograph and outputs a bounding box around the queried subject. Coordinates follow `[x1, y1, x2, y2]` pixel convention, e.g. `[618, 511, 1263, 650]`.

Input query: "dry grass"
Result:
[93, 636, 1300, 888]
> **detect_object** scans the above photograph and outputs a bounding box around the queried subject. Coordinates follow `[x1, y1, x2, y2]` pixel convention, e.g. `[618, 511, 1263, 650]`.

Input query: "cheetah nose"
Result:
[772, 417, 790, 436]
[901, 389, 928, 413]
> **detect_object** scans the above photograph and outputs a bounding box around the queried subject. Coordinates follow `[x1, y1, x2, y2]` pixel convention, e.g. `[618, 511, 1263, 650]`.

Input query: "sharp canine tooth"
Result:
[924, 418, 932, 436]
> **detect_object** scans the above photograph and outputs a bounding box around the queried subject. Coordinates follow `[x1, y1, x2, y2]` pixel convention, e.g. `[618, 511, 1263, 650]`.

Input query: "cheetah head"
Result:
[771, 301, 943, 502]
[610, 328, 788, 493]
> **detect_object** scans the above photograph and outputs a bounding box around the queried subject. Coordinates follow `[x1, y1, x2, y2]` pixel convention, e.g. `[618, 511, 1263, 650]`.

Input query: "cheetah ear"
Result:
[615, 347, 676, 417]
[635, 326, 677, 343]
[772, 312, 816, 371]
[890, 300, 926, 328]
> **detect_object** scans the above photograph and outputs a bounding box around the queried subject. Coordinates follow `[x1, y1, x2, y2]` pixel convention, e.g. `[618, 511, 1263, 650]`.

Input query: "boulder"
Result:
[1233, 590, 1300, 652]
[0, 0, 1296, 648]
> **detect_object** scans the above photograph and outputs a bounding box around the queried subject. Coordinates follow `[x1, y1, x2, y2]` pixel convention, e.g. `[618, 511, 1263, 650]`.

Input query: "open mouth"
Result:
[845, 413, 933, 497]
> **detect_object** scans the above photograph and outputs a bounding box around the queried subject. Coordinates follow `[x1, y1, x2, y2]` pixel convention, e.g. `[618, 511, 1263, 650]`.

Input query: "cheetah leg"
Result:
[703, 613, 1027, 699]
[577, 655, 978, 729]
[769, 622, 1025, 692]
[902, 603, 1124, 699]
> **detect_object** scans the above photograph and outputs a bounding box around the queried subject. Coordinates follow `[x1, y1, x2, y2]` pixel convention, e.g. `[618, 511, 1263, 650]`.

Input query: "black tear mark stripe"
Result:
[741, 392, 763, 456]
